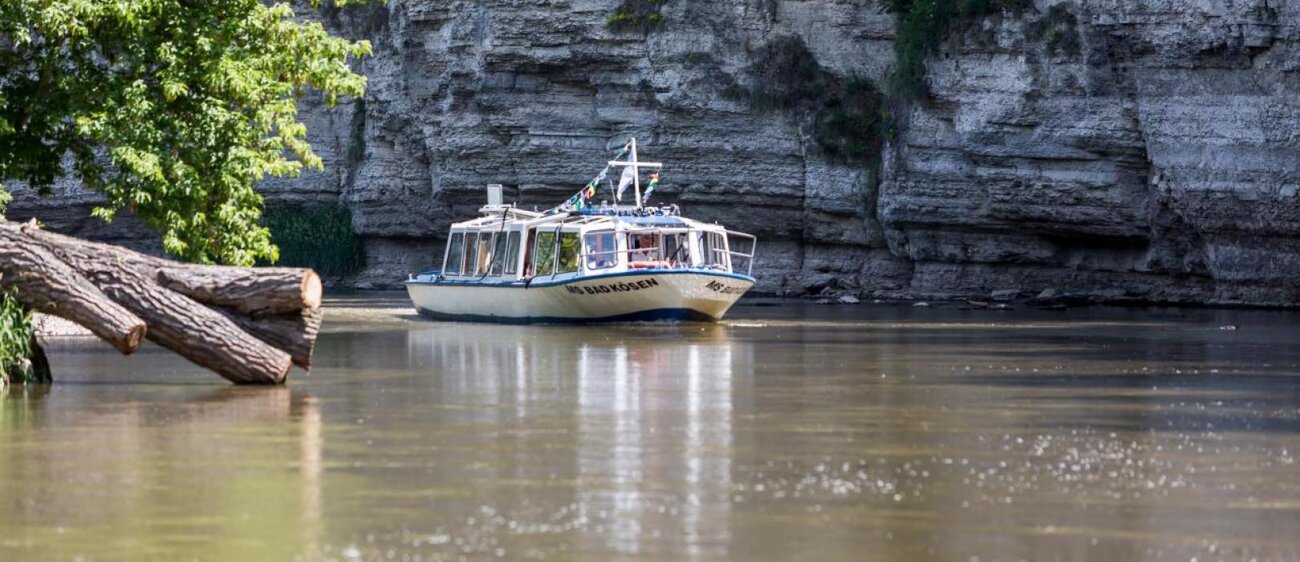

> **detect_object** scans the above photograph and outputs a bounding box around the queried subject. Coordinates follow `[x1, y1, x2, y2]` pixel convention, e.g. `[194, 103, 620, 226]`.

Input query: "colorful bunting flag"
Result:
[547, 142, 632, 213]
[642, 172, 661, 205]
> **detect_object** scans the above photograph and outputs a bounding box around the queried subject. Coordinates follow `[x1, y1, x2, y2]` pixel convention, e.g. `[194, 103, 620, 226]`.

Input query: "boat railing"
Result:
[725, 231, 758, 276]
[581, 247, 689, 271]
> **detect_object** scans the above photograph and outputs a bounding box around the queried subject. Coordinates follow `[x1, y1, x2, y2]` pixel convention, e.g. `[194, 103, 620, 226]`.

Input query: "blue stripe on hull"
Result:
[415, 307, 718, 325]
[405, 268, 756, 288]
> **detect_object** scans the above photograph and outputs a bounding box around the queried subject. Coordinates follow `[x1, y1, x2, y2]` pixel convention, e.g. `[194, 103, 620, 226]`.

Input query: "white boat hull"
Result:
[405, 270, 753, 323]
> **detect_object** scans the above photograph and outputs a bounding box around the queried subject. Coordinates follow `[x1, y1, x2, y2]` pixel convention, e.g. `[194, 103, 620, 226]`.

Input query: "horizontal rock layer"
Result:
[6, 0, 1299, 305]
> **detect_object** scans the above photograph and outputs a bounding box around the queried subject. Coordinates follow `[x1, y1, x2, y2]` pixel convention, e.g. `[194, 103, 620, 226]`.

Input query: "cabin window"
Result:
[699, 232, 729, 268]
[503, 231, 521, 275]
[476, 233, 495, 275]
[534, 231, 557, 277]
[711, 232, 730, 268]
[463, 233, 479, 277]
[662, 233, 688, 266]
[557, 232, 581, 274]
[489, 232, 509, 276]
[584, 231, 618, 270]
[627, 233, 659, 263]
[444, 233, 464, 275]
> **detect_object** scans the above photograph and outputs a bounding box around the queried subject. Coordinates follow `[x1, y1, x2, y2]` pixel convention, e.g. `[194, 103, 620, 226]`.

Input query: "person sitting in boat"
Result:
[629, 234, 669, 269]
[630, 234, 654, 260]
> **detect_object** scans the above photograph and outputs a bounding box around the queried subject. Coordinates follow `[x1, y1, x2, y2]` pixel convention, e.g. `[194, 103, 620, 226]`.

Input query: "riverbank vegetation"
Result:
[262, 205, 366, 279]
[0, 292, 47, 387]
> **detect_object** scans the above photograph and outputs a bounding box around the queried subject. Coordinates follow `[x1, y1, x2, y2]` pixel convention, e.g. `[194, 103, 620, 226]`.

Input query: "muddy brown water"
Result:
[3, 296, 1300, 561]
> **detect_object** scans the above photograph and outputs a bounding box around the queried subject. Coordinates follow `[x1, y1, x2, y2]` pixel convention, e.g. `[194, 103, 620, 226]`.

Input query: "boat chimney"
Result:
[486, 184, 504, 207]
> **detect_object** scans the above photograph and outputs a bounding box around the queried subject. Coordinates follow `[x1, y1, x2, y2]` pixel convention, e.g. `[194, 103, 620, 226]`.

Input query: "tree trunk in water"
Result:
[20, 227, 322, 315]
[0, 220, 321, 384]
[0, 233, 147, 354]
[224, 308, 323, 369]
[157, 267, 322, 315]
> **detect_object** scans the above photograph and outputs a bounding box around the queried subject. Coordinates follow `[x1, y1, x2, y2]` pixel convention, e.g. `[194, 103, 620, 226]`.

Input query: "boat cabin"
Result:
[435, 205, 756, 284]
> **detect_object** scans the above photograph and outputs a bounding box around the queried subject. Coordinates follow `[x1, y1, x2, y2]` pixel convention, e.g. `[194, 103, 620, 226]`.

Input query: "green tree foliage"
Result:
[0, 1, 372, 266]
[888, 0, 1032, 98]
[0, 291, 45, 386]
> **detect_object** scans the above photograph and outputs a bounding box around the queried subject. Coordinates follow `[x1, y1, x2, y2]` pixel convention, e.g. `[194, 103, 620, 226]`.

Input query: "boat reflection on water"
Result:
[406, 322, 750, 557]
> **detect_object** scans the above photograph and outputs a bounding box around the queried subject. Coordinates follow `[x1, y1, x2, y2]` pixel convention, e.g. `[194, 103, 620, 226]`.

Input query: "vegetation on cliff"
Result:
[739, 36, 885, 165]
[607, 0, 669, 34]
[1027, 4, 1082, 58]
[263, 205, 366, 279]
[887, 0, 1033, 98]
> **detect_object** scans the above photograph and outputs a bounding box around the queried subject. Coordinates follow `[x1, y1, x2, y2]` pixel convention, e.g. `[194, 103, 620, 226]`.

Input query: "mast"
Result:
[632, 138, 641, 208]
[608, 137, 662, 209]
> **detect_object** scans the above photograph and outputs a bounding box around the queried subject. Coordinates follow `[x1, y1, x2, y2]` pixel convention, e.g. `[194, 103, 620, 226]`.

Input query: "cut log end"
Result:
[121, 324, 146, 355]
[258, 355, 293, 386]
[302, 270, 323, 310]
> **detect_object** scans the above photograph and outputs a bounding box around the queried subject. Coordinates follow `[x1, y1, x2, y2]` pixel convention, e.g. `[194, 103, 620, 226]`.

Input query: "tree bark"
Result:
[3, 222, 300, 384]
[0, 231, 147, 354]
[224, 308, 323, 369]
[157, 266, 322, 315]
[14, 227, 322, 315]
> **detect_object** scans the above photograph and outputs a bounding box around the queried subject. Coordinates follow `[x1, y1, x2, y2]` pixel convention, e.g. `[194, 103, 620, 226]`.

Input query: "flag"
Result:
[642, 172, 660, 205]
[615, 165, 636, 202]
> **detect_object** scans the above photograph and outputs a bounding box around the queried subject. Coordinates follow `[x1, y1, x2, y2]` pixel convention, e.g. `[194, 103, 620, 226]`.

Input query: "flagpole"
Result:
[632, 138, 642, 209]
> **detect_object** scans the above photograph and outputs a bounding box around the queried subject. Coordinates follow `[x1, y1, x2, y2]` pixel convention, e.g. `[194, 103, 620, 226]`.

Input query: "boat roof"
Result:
[621, 216, 687, 227]
[449, 206, 727, 233]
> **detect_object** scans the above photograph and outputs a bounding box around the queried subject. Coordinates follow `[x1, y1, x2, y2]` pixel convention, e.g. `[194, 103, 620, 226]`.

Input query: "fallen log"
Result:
[158, 266, 322, 315]
[224, 308, 323, 369]
[18, 227, 323, 315]
[0, 234, 147, 354]
[0, 220, 321, 384]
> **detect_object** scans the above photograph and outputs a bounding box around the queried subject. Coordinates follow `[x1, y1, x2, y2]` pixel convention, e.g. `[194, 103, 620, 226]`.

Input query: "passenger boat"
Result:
[405, 139, 758, 323]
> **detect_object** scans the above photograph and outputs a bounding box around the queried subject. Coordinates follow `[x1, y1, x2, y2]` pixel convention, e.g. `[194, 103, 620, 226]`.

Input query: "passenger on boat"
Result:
[629, 234, 669, 269]
[630, 234, 656, 261]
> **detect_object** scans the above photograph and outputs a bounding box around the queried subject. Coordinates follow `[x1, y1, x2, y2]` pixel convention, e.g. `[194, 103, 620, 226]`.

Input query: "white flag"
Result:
[615, 166, 636, 203]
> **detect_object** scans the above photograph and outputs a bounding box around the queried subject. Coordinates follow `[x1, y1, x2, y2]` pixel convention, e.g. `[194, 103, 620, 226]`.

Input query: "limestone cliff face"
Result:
[309, 0, 901, 291]
[8, 0, 1300, 304]
[884, 0, 1300, 305]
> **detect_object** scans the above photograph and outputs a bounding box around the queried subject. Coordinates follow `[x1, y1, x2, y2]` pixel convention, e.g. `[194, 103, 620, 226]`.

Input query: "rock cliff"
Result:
[7, 0, 1299, 305]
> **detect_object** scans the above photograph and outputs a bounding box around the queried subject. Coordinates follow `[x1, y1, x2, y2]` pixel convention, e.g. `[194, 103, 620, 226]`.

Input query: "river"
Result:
[3, 296, 1300, 561]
